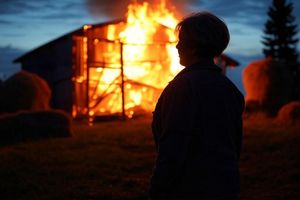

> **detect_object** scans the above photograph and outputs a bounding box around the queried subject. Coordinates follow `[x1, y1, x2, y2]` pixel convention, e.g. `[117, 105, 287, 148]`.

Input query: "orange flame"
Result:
[76, 0, 183, 118]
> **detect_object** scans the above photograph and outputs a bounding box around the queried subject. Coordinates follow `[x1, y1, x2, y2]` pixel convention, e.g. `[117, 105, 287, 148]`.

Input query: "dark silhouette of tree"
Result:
[262, 0, 298, 64]
[262, 0, 300, 100]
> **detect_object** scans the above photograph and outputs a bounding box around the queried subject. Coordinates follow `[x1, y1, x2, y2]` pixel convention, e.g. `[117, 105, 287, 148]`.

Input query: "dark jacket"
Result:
[150, 63, 245, 200]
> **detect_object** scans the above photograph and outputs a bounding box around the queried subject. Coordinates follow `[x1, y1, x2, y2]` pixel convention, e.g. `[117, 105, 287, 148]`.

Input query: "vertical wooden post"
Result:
[120, 42, 126, 120]
[86, 38, 90, 123]
[83, 25, 93, 124]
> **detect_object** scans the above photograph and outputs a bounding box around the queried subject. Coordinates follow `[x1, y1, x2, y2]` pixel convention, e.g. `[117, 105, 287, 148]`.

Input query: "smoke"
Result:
[85, 0, 201, 20]
[85, 0, 129, 19]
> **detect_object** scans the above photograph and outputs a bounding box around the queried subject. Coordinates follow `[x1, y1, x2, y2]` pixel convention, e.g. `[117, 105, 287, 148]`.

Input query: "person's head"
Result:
[176, 12, 230, 67]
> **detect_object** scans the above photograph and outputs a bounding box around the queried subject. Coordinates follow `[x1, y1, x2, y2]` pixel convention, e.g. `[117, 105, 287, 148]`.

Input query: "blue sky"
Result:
[0, 0, 299, 92]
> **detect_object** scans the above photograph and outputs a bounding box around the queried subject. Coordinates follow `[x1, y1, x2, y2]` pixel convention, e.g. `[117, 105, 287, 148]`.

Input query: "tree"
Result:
[262, 0, 298, 64]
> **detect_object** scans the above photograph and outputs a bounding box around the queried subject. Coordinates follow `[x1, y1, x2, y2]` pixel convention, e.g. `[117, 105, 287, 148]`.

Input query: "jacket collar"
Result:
[175, 62, 222, 78]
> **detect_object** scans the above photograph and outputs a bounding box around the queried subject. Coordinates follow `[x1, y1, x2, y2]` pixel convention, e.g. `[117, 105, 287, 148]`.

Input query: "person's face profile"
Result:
[176, 30, 197, 67]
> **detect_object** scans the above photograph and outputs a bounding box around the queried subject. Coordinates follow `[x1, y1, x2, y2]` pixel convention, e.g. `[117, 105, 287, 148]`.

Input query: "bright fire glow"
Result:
[74, 0, 184, 118]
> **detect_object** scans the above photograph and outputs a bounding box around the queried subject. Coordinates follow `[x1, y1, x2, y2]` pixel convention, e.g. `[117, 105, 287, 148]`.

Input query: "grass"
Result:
[240, 115, 300, 200]
[0, 114, 299, 200]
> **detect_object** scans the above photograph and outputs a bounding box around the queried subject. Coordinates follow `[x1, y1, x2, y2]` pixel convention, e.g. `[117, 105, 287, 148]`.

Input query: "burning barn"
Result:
[14, 2, 239, 120]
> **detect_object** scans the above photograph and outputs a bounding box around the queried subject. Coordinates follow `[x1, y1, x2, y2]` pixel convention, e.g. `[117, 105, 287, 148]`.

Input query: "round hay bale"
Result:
[244, 100, 260, 113]
[243, 58, 293, 115]
[30, 72, 51, 111]
[0, 70, 51, 114]
[277, 101, 300, 125]
[0, 109, 72, 146]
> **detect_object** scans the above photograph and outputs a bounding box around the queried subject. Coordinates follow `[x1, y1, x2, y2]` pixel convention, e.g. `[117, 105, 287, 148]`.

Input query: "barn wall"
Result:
[20, 35, 73, 113]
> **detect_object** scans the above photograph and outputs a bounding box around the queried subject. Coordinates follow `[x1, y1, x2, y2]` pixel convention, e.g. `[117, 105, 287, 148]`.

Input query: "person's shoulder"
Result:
[167, 74, 190, 92]
[179, 67, 224, 86]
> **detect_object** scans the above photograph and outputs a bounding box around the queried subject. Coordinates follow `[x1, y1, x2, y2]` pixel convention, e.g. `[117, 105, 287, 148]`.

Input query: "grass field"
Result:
[0, 115, 299, 200]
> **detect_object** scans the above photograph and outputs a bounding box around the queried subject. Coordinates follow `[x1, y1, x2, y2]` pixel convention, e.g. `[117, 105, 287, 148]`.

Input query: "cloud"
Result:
[83, 0, 300, 33]
[0, 45, 24, 80]
[201, 0, 300, 29]
[0, 19, 12, 25]
[193, 0, 300, 53]
[82, 0, 273, 23]
[38, 12, 82, 20]
[189, 0, 268, 26]
[0, 33, 24, 37]
[0, 0, 89, 21]
[0, 45, 25, 64]
[84, 0, 202, 19]
[0, 0, 39, 15]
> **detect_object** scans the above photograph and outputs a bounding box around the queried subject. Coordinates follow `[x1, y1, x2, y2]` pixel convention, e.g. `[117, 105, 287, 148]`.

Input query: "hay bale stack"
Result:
[0, 110, 72, 146]
[277, 101, 300, 125]
[243, 58, 293, 115]
[0, 71, 51, 114]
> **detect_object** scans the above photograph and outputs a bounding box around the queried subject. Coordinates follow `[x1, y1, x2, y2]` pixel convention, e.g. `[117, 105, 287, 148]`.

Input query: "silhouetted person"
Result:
[150, 12, 245, 200]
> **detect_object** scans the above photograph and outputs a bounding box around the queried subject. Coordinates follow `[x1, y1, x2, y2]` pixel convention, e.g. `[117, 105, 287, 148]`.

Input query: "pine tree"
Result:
[262, 0, 298, 64]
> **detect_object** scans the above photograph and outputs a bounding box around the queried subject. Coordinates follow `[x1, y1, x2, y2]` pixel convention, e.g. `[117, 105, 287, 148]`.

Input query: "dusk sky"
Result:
[0, 0, 299, 91]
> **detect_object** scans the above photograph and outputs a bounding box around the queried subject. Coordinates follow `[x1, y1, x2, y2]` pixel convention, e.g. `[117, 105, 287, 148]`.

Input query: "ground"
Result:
[0, 115, 299, 200]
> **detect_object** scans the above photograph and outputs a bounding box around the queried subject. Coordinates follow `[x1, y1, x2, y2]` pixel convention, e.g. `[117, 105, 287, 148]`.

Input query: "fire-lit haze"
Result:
[0, 0, 300, 93]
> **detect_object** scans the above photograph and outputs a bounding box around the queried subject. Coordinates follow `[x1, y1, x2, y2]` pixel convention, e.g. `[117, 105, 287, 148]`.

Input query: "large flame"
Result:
[75, 0, 183, 119]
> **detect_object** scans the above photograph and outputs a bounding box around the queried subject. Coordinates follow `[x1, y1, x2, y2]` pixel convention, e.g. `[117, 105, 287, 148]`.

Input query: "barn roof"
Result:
[14, 19, 124, 63]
